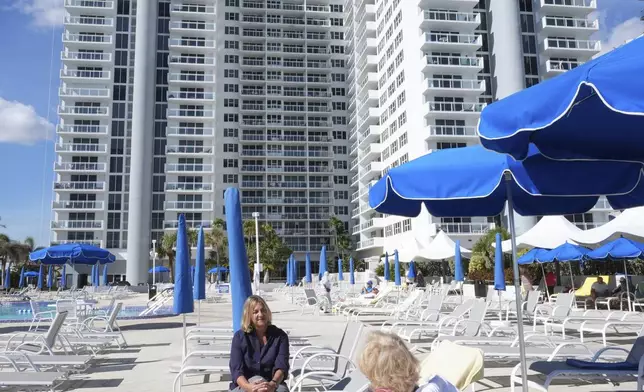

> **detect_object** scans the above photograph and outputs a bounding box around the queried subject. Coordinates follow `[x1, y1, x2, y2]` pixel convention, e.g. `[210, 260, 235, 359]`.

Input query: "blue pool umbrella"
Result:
[24, 271, 39, 278]
[95, 264, 100, 286]
[349, 258, 355, 285]
[174, 214, 194, 359]
[305, 253, 312, 283]
[37, 264, 43, 289]
[537, 242, 591, 263]
[149, 266, 170, 273]
[225, 188, 252, 332]
[478, 35, 644, 162]
[318, 246, 327, 280]
[4, 263, 10, 289]
[407, 261, 416, 279]
[194, 226, 206, 325]
[18, 267, 24, 288]
[101, 265, 108, 286]
[337, 259, 344, 281]
[61, 265, 66, 289]
[384, 252, 390, 281]
[494, 233, 506, 291]
[518, 248, 550, 265]
[394, 250, 401, 286]
[47, 265, 53, 289]
[286, 255, 292, 286]
[29, 243, 115, 265]
[454, 241, 464, 282]
[293, 255, 298, 284]
[206, 266, 227, 274]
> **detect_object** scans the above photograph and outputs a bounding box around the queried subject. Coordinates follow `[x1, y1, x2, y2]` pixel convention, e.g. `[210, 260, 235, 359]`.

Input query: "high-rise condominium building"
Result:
[347, 0, 607, 264]
[53, 0, 351, 285]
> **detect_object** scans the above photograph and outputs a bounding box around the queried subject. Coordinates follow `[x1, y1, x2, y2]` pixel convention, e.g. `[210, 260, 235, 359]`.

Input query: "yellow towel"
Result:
[574, 276, 610, 297]
[418, 341, 484, 390]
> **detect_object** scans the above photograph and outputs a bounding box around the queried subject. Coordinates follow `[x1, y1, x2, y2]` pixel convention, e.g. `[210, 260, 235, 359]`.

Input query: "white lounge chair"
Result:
[29, 300, 55, 332]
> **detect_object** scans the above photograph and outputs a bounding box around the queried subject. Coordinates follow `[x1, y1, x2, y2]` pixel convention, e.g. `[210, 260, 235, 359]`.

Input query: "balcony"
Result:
[167, 91, 215, 103]
[545, 59, 581, 77]
[357, 237, 384, 250]
[168, 38, 216, 51]
[61, 51, 112, 64]
[539, 0, 597, 16]
[439, 222, 494, 235]
[421, 10, 480, 30]
[169, 21, 216, 35]
[170, 3, 216, 17]
[165, 145, 214, 156]
[64, 16, 114, 31]
[62, 32, 113, 46]
[418, 0, 479, 10]
[166, 126, 214, 138]
[54, 162, 107, 172]
[57, 124, 108, 136]
[165, 182, 214, 192]
[423, 33, 481, 52]
[540, 16, 598, 36]
[360, 161, 383, 182]
[358, 143, 383, 163]
[51, 240, 103, 247]
[543, 38, 601, 57]
[64, 0, 115, 13]
[165, 163, 214, 173]
[55, 143, 108, 154]
[423, 55, 484, 76]
[242, 197, 266, 204]
[240, 181, 266, 188]
[52, 200, 104, 210]
[164, 201, 214, 211]
[51, 220, 104, 230]
[168, 73, 215, 85]
[53, 181, 106, 191]
[240, 165, 265, 173]
[60, 69, 111, 83]
[58, 105, 109, 118]
[168, 55, 215, 69]
[425, 101, 486, 119]
[164, 220, 213, 230]
[166, 108, 215, 120]
[424, 78, 485, 97]
[59, 87, 110, 100]
[427, 125, 478, 140]
[356, 217, 385, 234]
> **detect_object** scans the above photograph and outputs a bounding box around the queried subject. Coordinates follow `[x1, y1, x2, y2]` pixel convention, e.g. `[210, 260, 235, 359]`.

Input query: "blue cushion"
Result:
[566, 359, 638, 371]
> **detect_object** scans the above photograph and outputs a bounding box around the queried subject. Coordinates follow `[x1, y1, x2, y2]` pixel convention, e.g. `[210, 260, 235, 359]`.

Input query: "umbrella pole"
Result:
[498, 290, 502, 321]
[505, 178, 529, 392]
[624, 259, 632, 312]
[182, 314, 187, 360]
[198, 300, 201, 326]
[568, 262, 576, 305]
[540, 263, 550, 302]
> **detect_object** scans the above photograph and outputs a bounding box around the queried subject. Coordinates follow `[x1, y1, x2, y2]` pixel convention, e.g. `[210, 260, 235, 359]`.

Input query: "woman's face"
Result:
[252, 302, 268, 329]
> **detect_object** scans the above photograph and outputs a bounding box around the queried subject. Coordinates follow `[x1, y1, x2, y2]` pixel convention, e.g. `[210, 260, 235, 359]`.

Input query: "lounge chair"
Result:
[533, 292, 575, 331]
[0, 360, 66, 391]
[295, 289, 321, 315]
[0, 350, 93, 373]
[291, 369, 370, 392]
[70, 302, 128, 348]
[29, 300, 55, 331]
[349, 290, 423, 321]
[510, 336, 644, 391]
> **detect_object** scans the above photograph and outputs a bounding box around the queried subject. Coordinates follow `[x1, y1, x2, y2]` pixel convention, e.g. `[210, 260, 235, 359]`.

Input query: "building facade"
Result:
[348, 0, 605, 264]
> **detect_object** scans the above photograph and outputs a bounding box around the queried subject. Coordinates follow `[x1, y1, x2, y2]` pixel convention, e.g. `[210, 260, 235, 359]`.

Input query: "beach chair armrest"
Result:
[437, 316, 459, 330]
[290, 345, 336, 367]
[300, 353, 356, 379]
[591, 347, 630, 362]
[449, 319, 485, 336]
[534, 304, 553, 315]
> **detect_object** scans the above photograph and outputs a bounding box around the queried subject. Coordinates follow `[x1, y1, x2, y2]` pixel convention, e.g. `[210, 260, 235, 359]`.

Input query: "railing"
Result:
[428, 101, 486, 113]
[241, 165, 265, 172]
[429, 125, 477, 137]
[169, 55, 215, 66]
[241, 197, 266, 204]
[440, 223, 492, 235]
[423, 10, 479, 23]
[170, 4, 216, 13]
[542, 0, 596, 7]
[164, 220, 213, 229]
[168, 73, 215, 82]
[169, 38, 216, 48]
[59, 87, 110, 98]
[357, 238, 383, 249]
[165, 145, 213, 154]
[543, 16, 598, 29]
[165, 182, 213, 191]
[241, 181, 265, 188]
[545, 38, 600, 50]
[51, 220, 103, 229]
[60, 69, 110, 79]
[169, 21, 216, 30]
[426, 55, 482, 68]
[167, 109, 215, 117]
[55, 143, 107, 153]
[52, 200, 104, 209]
[58, 106, 108, 115]
[167, 91, 215, 100]
[51, 240, 103, 247]
[546, 59, 581, 72]
[166, 127, 214, 137]
[57, 125, 108, 134]
[65, 16, 114, 26]
[165, 164, 214, 172]
[62, 33, 112, 43]
[54, 162, 106, 171]
[61, 51, 111, 62]
[425, 33, 481, 45]
[165, 201, 214, 210]
[54, 181, 105, 191]
[426, 78, 483, 90]
[65, 0, 113, 8]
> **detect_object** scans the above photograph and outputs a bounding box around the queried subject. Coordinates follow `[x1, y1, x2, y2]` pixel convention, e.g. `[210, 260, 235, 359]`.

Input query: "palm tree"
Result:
[157, 232, 177, 280]
[329, 216, 353, 260]
[206, 219, 228, 275]
[243, 220, 256, 249]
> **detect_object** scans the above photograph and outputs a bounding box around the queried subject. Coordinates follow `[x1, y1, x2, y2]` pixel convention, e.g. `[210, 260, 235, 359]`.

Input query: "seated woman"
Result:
[359, 331, 458, 392]
[361, 280, 379, 296]
[229, 295, 290, 392]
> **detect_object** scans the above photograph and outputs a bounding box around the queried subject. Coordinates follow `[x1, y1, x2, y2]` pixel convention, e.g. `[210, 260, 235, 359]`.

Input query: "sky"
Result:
[0, 0, 642, 247]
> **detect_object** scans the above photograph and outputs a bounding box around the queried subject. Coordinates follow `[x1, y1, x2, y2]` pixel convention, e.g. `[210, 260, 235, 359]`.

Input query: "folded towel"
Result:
[566, 359, 638, 371]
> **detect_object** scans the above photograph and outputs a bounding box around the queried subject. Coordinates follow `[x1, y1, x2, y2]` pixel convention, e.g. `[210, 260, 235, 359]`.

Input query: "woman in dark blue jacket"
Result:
[229, 295, 290, 392]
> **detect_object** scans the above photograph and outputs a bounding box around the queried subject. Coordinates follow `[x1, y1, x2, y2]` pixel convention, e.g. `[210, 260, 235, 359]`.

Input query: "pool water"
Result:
[0, 301, 175, 322]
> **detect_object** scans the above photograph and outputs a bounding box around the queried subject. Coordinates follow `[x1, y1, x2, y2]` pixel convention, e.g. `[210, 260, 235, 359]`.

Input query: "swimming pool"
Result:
[0, 301, 176, 323]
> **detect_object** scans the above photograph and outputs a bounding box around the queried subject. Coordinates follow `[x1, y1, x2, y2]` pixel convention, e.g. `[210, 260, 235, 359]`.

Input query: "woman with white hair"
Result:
[319, 271, 332, 313]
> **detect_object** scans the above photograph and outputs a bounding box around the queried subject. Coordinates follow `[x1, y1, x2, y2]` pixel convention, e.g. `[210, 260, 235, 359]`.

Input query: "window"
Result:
[223, 174, 238, 183]
[224, 98, 239, 107]
[334, 176, 348, 184]
[224, 54, 239, 64]
[223, 143, 238, 152]
[224, 84, 239, 92]
[223, 159, 238, 168]
[223, 128, 238, 137]
[225, 40, 239, 49]
[224, 26, 239, 35]
[225, 12, 239, 20]
[224, 69, 239, 78]
[334, 191, 348, 199]
[224, 113, 238, 122]
[402, 219, 411, 232]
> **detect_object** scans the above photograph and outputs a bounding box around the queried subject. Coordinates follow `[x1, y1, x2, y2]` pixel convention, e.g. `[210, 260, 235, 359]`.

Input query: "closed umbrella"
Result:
[454, 240, 464, 286]
[293, 255, 298, 285]
[305, 253, 312, 284]
[47, 265, 53, 289]
[193, 226, 206, 325]
[18, 267, 24, 288]
[337, 259, 344, 281]
[61, 264, 66, 289]
[407, 261, 416, 279]
[318, 246, 327, 280]
[349, 257, 355, 286]
[286, 255, 292, 286]
[225, 188, 252, 332]
[4, 263, 10, 290]
[101, 265, 108, 286]
[384, 252, 390, 282]
[174, 214, 194, 359]
[478, 35, 644, 162]
[37, 264, 43, 290]
[494, 233, 506, 319]
[394, 250, 401, 286]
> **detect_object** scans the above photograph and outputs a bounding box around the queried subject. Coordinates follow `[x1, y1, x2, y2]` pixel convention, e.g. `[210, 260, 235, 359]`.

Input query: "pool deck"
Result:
[0, 294, 639, 392]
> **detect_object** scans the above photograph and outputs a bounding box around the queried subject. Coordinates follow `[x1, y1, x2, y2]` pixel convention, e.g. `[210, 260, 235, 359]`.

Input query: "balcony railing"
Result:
[423, 10, 479, 23]
[545, 38, 600, 51]
[425, 33, 481, 45]
[55, 143, 107, 153]
[166, 127, 214, 137]
[169, 21, 216, 31]
[59, 87, 110, 98]
[52, 200, 104, 209]
[170, 4, 216, 14]
[357, 238, 383, 249]
[51, 240, 103, 247]
[167, 91, 215, 100]
[166, 109, 215, 118]
[51, 220, 103, 229]
[169, 55, 215, 66]
[440, 223, 492, 235]
[542, 0, 596, 7]
[64, 16, 114, 27]
[428, 101, 486, 113]
[165, 145, 213, 154]
[62, 33, 112, 44]
[165, 182, 213, 192]
[54, 181, 105, 191]
[165, 201, 214, 210]
[61, 51, 112, 62]
[428, 125, 477, 137]
[168, 73, 215, 83]
[426, 78, 483, 91]
[57, 125, 108, 134]
[60, 69, 110, 79]
[164, 220, 213, 229]
[58, 106, 109, 116]
[165, 164, 214, 172]
[169, 38, 216, 48]
[64, 0, 114, 8]
[55, 162, 106, 172]
[543, 16, 598, 29]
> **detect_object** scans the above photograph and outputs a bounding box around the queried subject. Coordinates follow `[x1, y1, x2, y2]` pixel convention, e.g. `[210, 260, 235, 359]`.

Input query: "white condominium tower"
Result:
[347, 0, 604, 263]
[53, 0, 352, 285]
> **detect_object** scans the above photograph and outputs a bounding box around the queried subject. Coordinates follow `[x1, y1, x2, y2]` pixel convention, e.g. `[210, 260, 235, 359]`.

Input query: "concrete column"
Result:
[126, 0, 158, 285]
[488, 1, 537, 236]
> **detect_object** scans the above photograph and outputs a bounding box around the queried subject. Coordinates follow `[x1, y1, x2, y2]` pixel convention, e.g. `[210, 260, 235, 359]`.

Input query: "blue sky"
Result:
[0, 0, 642, 247]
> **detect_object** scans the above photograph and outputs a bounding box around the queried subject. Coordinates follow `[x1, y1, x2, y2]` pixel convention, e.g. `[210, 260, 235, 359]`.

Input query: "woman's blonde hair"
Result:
[241, 295, 272, 333]
[359, 331, 419, 392]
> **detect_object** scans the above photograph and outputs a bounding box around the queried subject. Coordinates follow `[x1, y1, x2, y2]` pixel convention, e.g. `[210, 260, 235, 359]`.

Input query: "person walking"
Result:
[319, 271, 332, 313]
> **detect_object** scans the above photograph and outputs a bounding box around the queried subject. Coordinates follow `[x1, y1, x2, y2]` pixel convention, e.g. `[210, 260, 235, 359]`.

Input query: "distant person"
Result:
[229, 296, 289, 392]
[612, 276, 631, 295]
[416, 271, 426, 288]
[545, 271, 557, 295]
[520, 268, 533, 297]
[319, 271, 332, 313]
[361, 280, 379, 295]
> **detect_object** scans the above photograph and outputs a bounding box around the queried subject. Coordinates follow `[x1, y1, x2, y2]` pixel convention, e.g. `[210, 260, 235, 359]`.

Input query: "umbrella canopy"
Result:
[497, 216, 585, 252]
[4, 263, 10, 289]
[318, 246, 327, 280]
[422, 231, 472, 260]
[537, 242, 591, 263]
[37, 264, 43, 289]
[384, 252, 390, 281]
[149, 266, 170, 273]
[207, 266, 228, 274]
[101, 265, 108, 286]
[61, 265, 66, 288]
[369, 145, 644, 218]
[585, 237, 644, 260]
[47, 265, 53, 289]
[18, 267, 25, 288]
[517, 248, 550, 265]
[349, 258, 355, 285]
[570, 206, 644, 245]
[225, 188, 252, 332]
[29, 243, 115, 265]
[407, 261, 416, 279]
[305, 253, 312, 283]
[454, 240, 464, 282]
[478, 35, 644, 162]
[337, 259, 344, 281]
[173, 214, 194, 315]
[394, 250, 401, 286]
[193, 226, 206, 301]
[494, 233, 506, 291]
[24, 271, 39, 278]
